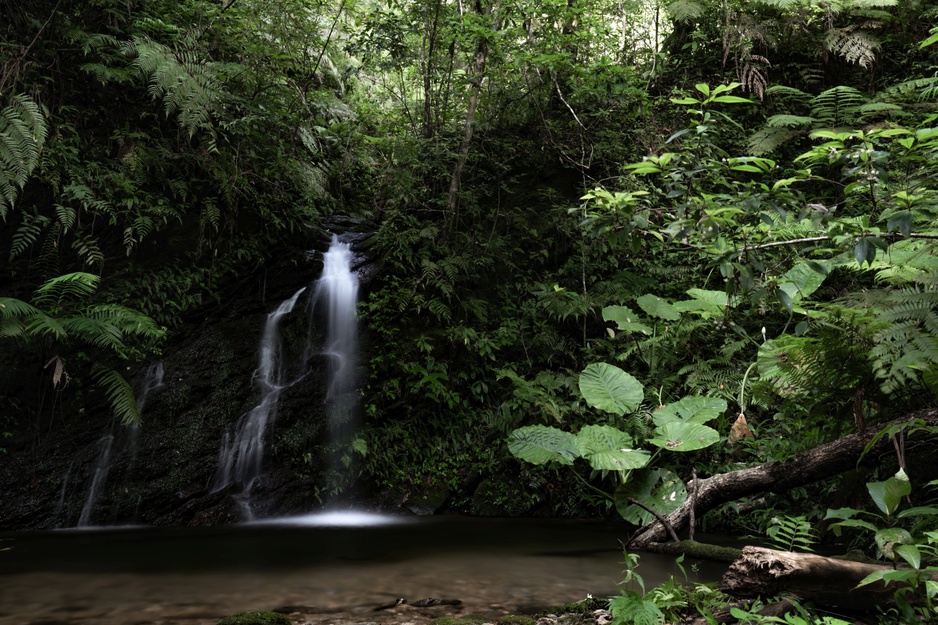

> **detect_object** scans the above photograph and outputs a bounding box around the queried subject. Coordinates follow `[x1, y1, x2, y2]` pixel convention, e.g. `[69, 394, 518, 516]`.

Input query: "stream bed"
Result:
[0, 515, 724, 625]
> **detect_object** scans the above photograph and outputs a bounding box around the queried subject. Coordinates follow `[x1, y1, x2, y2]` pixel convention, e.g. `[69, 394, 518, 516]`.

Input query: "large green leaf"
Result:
[868, 469, 911, 517]
[652, 396, 727, 426]
[648, 421, 720, 452]
[777, 261, 831, 306]
[508, 425, 579, 465]
[578, 363, 644, 415]
[603, 305, 652, 335]
[574, 425, 651, 471]
[672, 289, 729, 319]
[636, 294, 680, 321]
[614, 469, 687, 526]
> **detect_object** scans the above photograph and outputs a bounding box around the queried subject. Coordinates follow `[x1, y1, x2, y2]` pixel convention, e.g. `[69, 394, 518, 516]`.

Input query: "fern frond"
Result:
[9, 214, 49, 261]
[0, 93, 47, 220]
[71, 233, 105, 269]
[32, 272, 100, 307]
[855, 102, 903, 122]
[748, 127, 804, 155]
[91, 364, 142, 426]
[23, 314, 67, 341]
[766, 115, 818, 128]
[60, 316, 126, 352]
[826, 28, 881, 69]
[86, 304, 165, 341]
[811, 86, 866, 126]
[869, 287, 938, 394]
[666, 0, 706, 23]
[0, 297, 43, 319]
[123, 36, 225, 137]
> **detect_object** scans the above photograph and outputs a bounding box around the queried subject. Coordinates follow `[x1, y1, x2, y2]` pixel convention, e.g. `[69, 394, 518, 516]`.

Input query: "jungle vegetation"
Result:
[2, 0, 938, 620]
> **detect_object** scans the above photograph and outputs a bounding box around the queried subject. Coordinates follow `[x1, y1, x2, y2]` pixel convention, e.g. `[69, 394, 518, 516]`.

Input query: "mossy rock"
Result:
[497, 616, 536, 625]
[429, 615, 489, 625]
[217, 611, 292, 625]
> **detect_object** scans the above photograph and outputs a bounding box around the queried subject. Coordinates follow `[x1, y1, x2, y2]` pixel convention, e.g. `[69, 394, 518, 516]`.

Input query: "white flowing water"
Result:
[313, 234, 360, 438]
[65, 361, 165, 528]
[211, 287, 307, 507]
[77, 435, 114, 527]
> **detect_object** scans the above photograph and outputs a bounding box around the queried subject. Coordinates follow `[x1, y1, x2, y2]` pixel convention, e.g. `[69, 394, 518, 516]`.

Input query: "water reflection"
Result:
[0, 517, 725, 625]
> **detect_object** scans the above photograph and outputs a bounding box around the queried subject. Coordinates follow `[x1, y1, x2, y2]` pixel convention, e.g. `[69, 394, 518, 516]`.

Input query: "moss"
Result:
[541, 597, 608, 615]
[217, 611, 292, 625]
[497, 616, 536, 625]
[429, 615, 489, 625]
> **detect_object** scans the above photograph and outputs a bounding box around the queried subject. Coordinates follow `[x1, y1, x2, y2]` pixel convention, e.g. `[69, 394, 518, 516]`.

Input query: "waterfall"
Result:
[212, 287, 307, 503]
[314, 234, 360, 438]
[77, 435, 114, 527]
[211, 234, 361, 519]
[68, 361, 164, 527]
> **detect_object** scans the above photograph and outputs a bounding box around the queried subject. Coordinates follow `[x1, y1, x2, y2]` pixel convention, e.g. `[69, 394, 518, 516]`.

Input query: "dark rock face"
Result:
[0, 254, 344, 530]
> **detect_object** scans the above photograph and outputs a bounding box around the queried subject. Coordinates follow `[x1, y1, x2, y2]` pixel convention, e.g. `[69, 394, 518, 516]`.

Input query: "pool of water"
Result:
[0, 515, 724, 625]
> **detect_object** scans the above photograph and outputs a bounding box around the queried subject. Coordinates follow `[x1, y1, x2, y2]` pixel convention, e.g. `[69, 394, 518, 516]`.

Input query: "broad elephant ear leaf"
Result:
[578, 363, 644, 415]
[648, 421, 720, 452]
[508, 425, 579, 465]
[652, 396, 726, 426]
[575, 425, 651, 471]
[615, 469, 687, 526]
[636, 294, 680, 320]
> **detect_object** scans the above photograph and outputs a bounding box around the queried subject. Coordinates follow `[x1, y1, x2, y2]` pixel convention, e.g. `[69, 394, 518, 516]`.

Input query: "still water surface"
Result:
[0, 515, 722, 625]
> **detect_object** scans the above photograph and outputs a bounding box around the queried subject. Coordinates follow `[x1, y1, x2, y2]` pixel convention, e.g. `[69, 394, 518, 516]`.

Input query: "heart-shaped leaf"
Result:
[649, 421, 720, 452]
[579, 363, 644, 415]
[575, 425, 651, 471]
[508, 425, 579, 466]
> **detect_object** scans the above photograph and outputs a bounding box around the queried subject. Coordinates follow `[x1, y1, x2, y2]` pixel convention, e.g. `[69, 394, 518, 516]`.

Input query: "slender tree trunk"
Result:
[445, 0, 500, 237]
[628, 409, 938, 548]
[421, 0, 442, 139]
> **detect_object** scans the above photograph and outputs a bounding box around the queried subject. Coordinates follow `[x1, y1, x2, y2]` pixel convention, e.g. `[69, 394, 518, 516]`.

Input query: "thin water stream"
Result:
[0, 517, 725, 625]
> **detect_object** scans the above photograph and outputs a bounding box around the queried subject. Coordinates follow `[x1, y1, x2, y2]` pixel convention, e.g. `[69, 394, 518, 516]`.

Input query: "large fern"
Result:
[122, 36, 226, 137]
[869, 286, 938, 395]
[0, 93, 47, 220]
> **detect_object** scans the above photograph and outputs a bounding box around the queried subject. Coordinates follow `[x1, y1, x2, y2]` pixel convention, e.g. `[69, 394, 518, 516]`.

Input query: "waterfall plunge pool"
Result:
[0, 516, 725, 625]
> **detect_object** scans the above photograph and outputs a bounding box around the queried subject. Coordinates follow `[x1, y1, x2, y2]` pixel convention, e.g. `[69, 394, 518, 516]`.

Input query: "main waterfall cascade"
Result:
[313, 235, 361, 465]
[212, 233, 362, 519]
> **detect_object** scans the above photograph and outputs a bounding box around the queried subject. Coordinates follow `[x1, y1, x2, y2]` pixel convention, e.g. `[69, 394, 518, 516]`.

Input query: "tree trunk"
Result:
[444, 0, 500, 236]
[721, 546, 937, 610]
[628, 409, 938, 548]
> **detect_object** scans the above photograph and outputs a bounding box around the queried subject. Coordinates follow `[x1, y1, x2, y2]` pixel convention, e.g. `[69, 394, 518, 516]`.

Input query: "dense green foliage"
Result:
[3, 3, 938, 617]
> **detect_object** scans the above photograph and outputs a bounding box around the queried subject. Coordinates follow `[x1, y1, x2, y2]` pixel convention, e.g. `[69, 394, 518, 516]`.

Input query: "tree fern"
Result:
[666, 0, 706, 23]
[122, 36, 225, 137]
[0, 93, 47, 220]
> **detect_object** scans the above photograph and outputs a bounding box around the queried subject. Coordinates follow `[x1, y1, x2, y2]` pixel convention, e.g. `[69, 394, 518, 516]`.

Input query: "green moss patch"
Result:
[217, 611, 292, 625]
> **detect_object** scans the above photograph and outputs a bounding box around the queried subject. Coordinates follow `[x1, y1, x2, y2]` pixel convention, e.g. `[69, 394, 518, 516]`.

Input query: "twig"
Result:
[627, 497, 680, 543]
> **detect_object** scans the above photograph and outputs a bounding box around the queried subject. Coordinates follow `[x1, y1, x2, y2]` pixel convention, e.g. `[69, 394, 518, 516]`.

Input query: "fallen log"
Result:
[639, 539, 741, 563]
[628, 409, 938, 549]
[720, 546, 937, 610]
